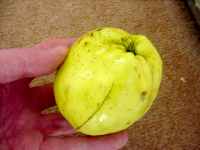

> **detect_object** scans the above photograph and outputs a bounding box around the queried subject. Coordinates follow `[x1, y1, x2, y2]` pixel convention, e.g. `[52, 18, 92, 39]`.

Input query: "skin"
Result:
[54, 28, 163, 136]
[0, 39, 128, 150]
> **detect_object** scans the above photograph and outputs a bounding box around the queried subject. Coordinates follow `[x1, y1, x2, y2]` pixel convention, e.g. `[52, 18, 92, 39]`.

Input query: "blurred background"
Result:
[0, 0, 200, 149]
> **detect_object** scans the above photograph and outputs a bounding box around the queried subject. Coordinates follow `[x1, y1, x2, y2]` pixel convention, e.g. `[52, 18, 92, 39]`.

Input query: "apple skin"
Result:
[54, 27, 162, 136]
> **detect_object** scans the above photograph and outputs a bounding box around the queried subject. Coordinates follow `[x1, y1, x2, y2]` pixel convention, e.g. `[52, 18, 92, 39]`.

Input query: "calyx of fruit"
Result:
[54, 27, 163, 135]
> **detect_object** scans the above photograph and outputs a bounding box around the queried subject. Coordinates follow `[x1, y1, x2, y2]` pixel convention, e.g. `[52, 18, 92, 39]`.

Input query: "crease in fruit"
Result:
[76, 83, 114, 130]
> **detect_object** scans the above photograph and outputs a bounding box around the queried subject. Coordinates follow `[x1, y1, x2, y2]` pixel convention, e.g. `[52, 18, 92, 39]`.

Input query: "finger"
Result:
[36, 113, 75, 137]
[40, 131, 128, 150]
[29, 72, 56, 88]
[34, 38, 75, 49]
[0, 38, 75, 84]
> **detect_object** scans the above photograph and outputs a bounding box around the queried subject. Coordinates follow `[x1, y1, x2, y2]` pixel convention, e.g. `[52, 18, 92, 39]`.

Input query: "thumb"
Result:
[0, 38, 75, 84]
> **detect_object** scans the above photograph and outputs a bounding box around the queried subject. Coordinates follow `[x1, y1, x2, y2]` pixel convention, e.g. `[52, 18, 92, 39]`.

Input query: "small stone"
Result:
[180, 77, 186, 83]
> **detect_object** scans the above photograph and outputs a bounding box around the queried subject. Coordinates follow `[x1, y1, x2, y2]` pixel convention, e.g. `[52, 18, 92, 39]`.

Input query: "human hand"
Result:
[0, 39, 128, 150]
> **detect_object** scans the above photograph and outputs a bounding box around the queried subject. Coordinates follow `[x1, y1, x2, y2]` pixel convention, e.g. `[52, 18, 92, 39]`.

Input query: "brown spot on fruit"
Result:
[126, 121, 131, 125]
[141, 91, 147, 101]
[84, 42, 88, 46]
[96, 28, 103, 31]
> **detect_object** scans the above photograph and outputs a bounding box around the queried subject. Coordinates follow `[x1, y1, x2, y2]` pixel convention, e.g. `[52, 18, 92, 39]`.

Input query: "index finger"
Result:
[0, 38, 75, 84]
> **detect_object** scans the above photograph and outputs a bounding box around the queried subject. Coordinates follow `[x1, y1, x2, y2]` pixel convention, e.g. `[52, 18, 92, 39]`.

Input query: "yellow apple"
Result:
[54, 27, 163, 136]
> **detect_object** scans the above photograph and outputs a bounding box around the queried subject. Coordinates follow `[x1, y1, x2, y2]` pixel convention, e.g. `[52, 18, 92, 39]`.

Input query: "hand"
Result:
[0, 39, 128, 150]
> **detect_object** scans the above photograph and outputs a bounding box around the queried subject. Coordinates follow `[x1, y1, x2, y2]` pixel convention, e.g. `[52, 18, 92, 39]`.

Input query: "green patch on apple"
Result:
[54, 27, 163, 136]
